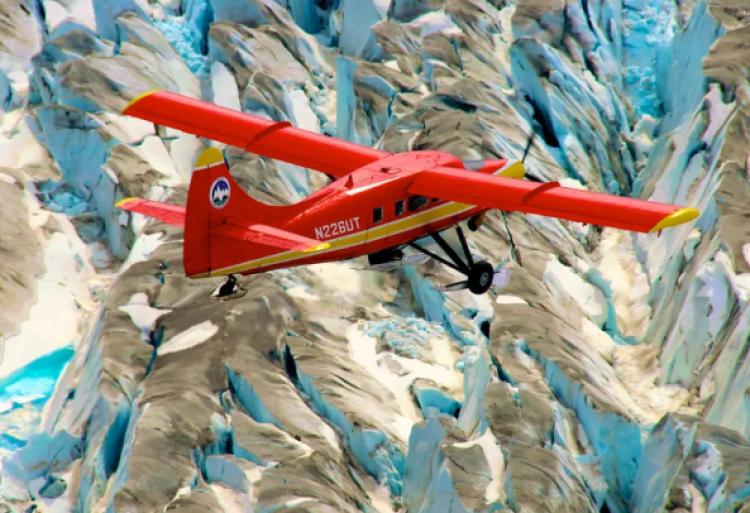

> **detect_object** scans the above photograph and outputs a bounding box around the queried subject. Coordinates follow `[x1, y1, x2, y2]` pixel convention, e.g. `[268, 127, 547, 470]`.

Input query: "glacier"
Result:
[1, 0, 750, 512]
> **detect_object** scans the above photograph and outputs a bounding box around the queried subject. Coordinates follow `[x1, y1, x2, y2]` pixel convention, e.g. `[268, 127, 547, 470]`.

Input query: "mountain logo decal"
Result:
[210, 177, 230, 209]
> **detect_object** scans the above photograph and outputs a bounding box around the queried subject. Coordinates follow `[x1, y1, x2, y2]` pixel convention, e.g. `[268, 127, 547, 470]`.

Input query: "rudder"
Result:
[184, 147, 272, 277]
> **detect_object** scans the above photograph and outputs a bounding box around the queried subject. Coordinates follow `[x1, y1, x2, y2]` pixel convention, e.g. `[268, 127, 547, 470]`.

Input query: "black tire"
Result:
[468, 260, 494, 294]
[468, 215, 481, 231]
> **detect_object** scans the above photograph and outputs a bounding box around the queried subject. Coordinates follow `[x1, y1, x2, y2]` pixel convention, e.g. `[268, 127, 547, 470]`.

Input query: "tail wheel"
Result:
[468, 260, 494, 294]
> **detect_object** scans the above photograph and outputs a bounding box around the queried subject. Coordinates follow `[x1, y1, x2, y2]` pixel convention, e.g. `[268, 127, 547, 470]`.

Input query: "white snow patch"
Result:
[543, 257, 607, 326]
[44, 1, 69, 31]
[211, 61, 241, 112]
[209, 483, 254, 513]
[408, 10, 462, 37]
[169, 134, 203, 180]
[34, 468, 75, 513]
[99, 113, 155, 144]
[0, 173, 16, 184]
[132, 135, 181, 187]
[372, 0, 391, 16]
[743, 243, 750, 269]
[703, 83, 736, 144]
[611, 343, 695, 422]
[581, 318, 616, 360]
[158, 321, 218, 355]
[383, 59, 400, 71]
[495, 295, 527, 305]
[289, 89, 321, 133]
[0, 175, 110, 381]
[286, 285, 320, 301]
[307, 263, 362, 296]
[0, 110, 51, 170]
[559, 177, 587, 190]
[0, 228, 96, 377]
[363, 478, 398, 513]
[347, 324, 420, 442]
[119, 229, 164, 272]
[285, 498, 317, 508]
[119, 293, 171, 334]
[453, 429, 506, 503]
[66, 0, 96, 30]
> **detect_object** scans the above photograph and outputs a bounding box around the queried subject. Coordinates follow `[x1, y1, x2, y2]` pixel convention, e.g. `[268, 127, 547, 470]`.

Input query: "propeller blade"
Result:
[522, 131, 536, 162]
[492, 267, 511, 288]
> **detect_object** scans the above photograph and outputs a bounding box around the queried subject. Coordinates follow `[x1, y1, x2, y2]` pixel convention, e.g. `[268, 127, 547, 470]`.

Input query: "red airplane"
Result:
[116, 90, 699, 295]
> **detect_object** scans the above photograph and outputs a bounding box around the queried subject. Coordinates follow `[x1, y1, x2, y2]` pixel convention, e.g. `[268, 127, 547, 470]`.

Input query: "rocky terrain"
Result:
[1, 0, 749, 512]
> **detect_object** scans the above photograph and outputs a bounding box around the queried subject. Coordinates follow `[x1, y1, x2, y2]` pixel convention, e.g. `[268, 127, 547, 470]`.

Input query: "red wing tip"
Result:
[122, 90, 162, 114]
[650, 207, 700, 232]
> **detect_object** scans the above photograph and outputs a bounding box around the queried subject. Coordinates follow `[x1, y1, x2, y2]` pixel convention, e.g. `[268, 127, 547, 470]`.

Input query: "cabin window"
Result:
[432, 197, 441, 203]
[395, 199, 404, 216]
[373, 207, 383, 224]
[408, 195, 429, 211]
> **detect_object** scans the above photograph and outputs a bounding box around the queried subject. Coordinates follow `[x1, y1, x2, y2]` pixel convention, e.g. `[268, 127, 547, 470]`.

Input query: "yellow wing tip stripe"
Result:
[122, 89, 161, 113]
[115, 197, 138, 208]
[650, 207, 700, 232]
[302, 242, 331, 253]
[195, 147, 224, 168]
[499, 160, 525, 179]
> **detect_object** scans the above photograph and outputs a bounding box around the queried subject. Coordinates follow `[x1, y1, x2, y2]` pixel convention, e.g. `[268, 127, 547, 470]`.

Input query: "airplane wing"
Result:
[213, 223, 330, 252]
[116, 197, 186, 227]
[122, 90, 388, 178]
[407, 167, 699, 232]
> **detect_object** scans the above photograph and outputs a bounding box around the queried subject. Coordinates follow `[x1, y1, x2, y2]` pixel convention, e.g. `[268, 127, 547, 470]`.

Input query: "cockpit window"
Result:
[408, 195, 429, 211]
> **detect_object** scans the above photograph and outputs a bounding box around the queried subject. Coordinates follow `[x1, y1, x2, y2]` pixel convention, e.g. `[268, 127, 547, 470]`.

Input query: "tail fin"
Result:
[184, 147, 274, 277]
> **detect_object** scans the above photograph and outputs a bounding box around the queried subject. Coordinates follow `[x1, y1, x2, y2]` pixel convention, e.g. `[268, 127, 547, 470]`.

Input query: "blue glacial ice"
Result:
[402, 417, 470, 513]
[153, 6, 212, 76]
[0, 347, 74, 449]
[520, 341, 643, 513]
[283, 345, 406, 496]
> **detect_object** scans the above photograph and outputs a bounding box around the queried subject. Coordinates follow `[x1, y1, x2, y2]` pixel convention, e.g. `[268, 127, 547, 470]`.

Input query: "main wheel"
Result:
[468, 260, 494, 294]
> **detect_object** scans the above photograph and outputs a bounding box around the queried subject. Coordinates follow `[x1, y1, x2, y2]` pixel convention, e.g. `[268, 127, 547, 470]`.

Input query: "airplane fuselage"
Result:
[207, 151, 499, 277]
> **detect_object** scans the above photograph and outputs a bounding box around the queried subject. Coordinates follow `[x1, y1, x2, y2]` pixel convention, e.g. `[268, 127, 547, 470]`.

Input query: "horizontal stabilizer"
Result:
[214, 223, 330, 253]
[116, 198, 186, 227]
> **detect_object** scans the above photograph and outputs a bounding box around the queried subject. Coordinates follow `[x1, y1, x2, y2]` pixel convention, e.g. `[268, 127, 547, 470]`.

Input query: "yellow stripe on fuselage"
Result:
[210, 200, 474, 276]
[208, 161, 523, 276]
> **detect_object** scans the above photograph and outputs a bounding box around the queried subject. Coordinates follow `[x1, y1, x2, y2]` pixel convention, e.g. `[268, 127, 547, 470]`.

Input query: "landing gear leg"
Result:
[408, 225, 497, 295]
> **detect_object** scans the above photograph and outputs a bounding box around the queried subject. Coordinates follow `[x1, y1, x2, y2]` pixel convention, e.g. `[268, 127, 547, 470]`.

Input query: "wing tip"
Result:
[122, 89, 162, 114]
[195, 147, 225, 168]
[499, 161, 525, 179]
[650, 207, 700, 232]
[115, 197, 139, 209]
